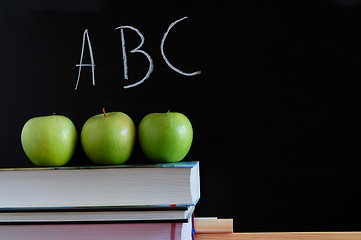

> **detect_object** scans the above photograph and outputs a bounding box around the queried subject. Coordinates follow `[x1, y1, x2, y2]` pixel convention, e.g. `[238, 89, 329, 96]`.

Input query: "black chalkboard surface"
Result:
[1, 0, 361, 232]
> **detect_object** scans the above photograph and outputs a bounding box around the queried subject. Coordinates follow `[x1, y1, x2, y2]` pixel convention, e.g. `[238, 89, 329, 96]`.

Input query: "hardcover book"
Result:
[0, 218, 194, 240]
[0, 161, 200, 210]
[0, 206, 195, 224]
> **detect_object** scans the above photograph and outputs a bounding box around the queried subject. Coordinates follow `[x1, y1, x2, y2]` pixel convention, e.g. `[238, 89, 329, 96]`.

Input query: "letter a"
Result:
[75, 29, 96, 90]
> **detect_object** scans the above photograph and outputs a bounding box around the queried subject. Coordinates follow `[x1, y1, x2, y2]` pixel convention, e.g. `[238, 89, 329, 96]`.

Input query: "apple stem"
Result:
[102, 107, 107, 117]
[52, 112, 56, 115]
[167, 110, 170, 113]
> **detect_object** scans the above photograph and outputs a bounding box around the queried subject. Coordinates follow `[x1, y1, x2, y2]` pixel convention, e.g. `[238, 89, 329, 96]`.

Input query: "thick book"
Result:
[0, 161, 200, 210]
[0, 206, 195, 224]
[0, 218, 194, 240]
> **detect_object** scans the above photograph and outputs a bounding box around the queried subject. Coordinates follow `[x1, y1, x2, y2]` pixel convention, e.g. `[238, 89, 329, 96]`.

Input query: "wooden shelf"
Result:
[194, 218, 361, 239]
[194, 232, 361, 240]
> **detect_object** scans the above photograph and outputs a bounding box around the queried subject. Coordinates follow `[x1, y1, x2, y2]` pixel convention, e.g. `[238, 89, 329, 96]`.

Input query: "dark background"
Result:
[2, 0, 361, 232]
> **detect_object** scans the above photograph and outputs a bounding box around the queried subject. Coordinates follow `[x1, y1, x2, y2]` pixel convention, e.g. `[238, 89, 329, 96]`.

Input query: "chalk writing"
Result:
[115, 25, 154, 89]
[75, 29, 95, 90]
[161, 16, 201, 77]
[75, 17, 200, 90]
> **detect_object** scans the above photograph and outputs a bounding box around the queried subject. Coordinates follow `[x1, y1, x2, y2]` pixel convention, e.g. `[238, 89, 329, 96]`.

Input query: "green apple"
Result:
[80, 110, 136, 165]
[138, 111, 193, 163]
[21, 115, 78, 167]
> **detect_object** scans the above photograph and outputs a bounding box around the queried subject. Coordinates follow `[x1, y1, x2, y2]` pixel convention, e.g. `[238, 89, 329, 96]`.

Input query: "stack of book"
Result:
[0, 161, 200, 240]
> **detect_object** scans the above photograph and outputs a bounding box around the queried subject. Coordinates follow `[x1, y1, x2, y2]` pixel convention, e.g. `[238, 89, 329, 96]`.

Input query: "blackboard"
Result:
[2, 0, 361, 232]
